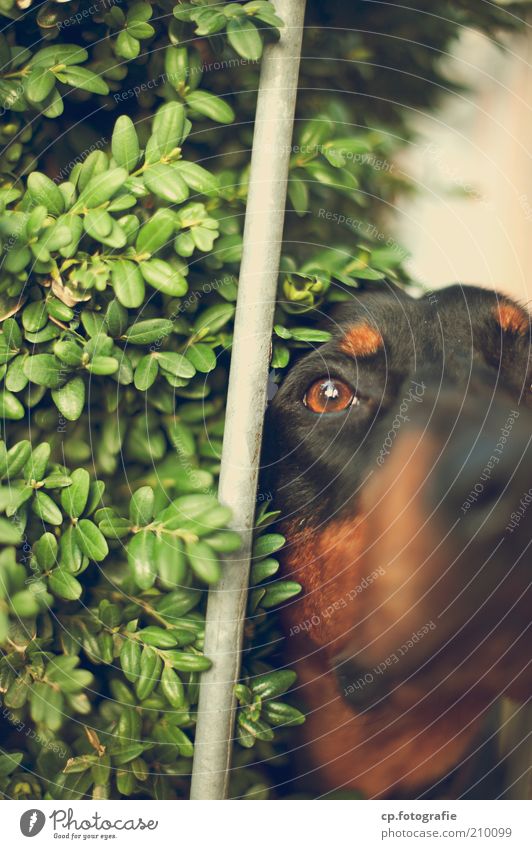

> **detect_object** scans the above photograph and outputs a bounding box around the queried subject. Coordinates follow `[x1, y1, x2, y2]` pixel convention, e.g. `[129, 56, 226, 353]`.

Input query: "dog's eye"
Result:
[303, 378, 358, 413]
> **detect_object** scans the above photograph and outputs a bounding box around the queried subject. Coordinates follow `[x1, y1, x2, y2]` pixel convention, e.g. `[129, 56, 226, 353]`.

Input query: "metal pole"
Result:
[190, 0, 307, 800]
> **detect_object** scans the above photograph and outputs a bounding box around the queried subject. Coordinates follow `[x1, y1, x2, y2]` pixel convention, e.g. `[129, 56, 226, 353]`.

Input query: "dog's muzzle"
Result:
[335, 372, 532, 705]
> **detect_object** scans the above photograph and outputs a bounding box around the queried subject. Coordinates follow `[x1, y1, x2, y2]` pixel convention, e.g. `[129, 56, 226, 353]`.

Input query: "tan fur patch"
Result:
[339, 323, 383, 358]
[493, 303, 529, 335]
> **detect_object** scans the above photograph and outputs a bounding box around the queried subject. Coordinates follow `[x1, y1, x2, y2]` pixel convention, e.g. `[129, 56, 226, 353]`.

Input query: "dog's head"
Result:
[264, 282, 532, 710]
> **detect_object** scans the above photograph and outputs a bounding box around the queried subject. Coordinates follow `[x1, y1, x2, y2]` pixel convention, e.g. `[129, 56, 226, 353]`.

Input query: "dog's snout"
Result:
[433, 407, 532, 532]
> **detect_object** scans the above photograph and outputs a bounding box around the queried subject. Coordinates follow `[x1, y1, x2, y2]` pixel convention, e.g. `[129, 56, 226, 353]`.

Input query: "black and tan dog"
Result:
[264, 282, 532, 798]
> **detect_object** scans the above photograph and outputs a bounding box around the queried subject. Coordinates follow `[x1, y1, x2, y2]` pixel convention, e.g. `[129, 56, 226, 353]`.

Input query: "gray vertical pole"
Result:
[190, 0, 307, 801]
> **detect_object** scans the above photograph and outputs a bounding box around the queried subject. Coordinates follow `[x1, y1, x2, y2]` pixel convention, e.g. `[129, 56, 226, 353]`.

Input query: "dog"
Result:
[263, 282, 532, 798]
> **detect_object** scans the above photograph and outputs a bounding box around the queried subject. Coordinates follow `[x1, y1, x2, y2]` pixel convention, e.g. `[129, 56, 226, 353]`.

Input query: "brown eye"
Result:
[303, 378, 357, 413]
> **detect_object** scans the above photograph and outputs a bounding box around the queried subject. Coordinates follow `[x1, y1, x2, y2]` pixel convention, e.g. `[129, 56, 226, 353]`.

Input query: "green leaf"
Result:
[0, 391, 24, 420]
[5, 674, 30, 709]
[136, 645, 162, 700]
[126, 22, 155, 38]
[155, 587, 200, 620]
[33, 491, 63, 525]
[84, 209, 114, 240]
[25, 66, 56, 103]
[143, 164, 189, 204]
[185, 540, 221, 584]
[24, 354, 65, 389]
[348, 265, 386, 281]
[245, 1, 284, 28]
[2, 319, 22, 350]
[123, 319, 173, 345]
[185, 343, 216, 373]
[271, 343, 289, 368]
[290, 328, 332, 343]
[150, 101, 186, 158]
[155, 535, 187, 589]
[112, 115, 140, 171]
[252, 533, 285, 559]
[193, 303, 235, 335]
[120, 638, 141, 682]
[85, 355, 119, 376]
[161, 650, 211, 672]
[42, 87, 64, 119]
[27, 172, 65, 215]
[299, 116, 335, 148]
[128, 530, 156, 589]
[251, 669, 297, 698]
[4, 484, 32, 516]
[75, 519, 109, 561]
[250, 557, 279, 584]
[0, 517, 23, 544]
[134, 355, 159, 391]
[105, 299, 129, 337]
[4, 354, 28, 392]
[155, 351, 196, 379]
[81, 311, 107, 338]
[206, 530, 241, 553]
[161, 664, 185, 708]
[58, 66, 109, 95]
[174, 161, 218, 196]
[54, 341, 84, 367]
[238, 713, 274, 742]
[61, 468, 90, 518]
[24, 442, 50, 481]
[288, 175, 309, 216]
[129, 486, 154, 526]
[58, 526, 83, 574]
[127, 2, 152, 23]
[42, 474, 72, 489]
[34, 531, 59, 571]
[227, 17, 263, 61]
[76, 168, 128, 209]
[186, 90, 235, 124]
[10, 589, 40, 618]
[135, 209, 176, 254]
[260, 580, 302, 608]
[63, 754, 99, 774]
[165, 44, 189, 89]
[160, 725, 193, 757]
[5, 356, 28, 393]
[0, 752, 23, 778]
[0, 440, 31, 478]
[52, 377, 85, 422]
[31, 43, 88, 67]
[112, 260, 145, 308]
[141, 259, 188, 297]
[262, 700, 305, 727]
[83, 479, 105, 514]
[98, 513, 131, 539]
[116, 30, 140, 60]
[138, 626, 178, 648]
[49, 568, 82, 600]
[172, 3, 195, 21]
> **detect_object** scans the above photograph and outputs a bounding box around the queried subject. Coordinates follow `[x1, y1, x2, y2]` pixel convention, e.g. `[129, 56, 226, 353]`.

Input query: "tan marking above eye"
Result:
[339, 322, 383, 357]
[304, 378, 358, 413]
[493, 303, 529, 335]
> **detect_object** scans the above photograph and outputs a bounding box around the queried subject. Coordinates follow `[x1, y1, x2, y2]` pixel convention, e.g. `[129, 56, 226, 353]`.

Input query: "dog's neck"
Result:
[278, 519, 500, 798]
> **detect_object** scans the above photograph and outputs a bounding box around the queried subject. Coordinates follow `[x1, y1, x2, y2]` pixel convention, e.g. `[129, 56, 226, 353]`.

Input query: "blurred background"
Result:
[397, 27, 532, 305]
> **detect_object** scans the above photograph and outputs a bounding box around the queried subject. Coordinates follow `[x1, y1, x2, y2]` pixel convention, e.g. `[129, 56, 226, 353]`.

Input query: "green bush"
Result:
[0, 0, 528, 800]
